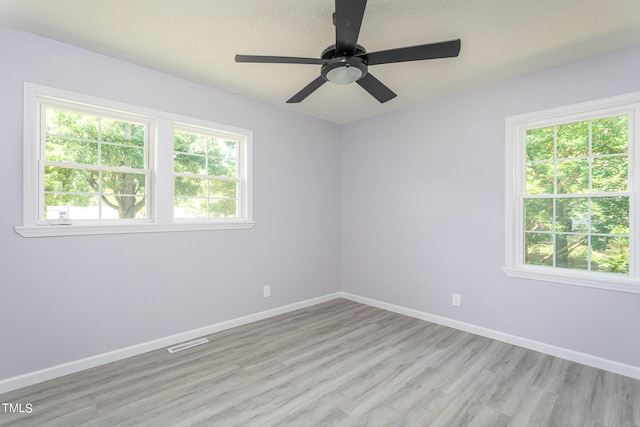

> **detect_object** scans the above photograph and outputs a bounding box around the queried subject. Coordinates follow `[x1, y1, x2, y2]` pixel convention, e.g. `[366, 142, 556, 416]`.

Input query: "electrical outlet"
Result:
[452, 293, 461, 307]
[263, 285, 271, 298]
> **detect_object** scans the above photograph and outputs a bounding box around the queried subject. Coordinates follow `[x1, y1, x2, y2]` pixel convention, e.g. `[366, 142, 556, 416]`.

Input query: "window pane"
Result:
[592, 156, 627, 192]
[591, 236, 629, 274]
[174, 197, 208, 219]
[556, 121, 589, 159]
[43, 106, 150, 221]
[210, 179, 237, 199]
[100, 119, 145, 146]
[45, 137, 98, 164]
[44, 168, 146, 219]
[524, 233, 553, 266]
[209, 138, 237, 158]
[209, 199, 237, 218]
[591, 197, 629, 235]
[555, 198, 588, 232]
[524, 198, 552, 231]
[102, 171, 146, 195]
[46, 109, 99, 140]
[44, 166, 95, 193]
[512, 102, 634, 285]
[174, 153, 206, 174]
[173, 129, 245, 222]
[174, 176, 207, 197]
[208, 158, 236, 177]
[555, 234, 588, 270]
[592, 115, 628, 156]
[526, 162, 554, 195]
[44, 194, 100, 220]
[556, 159, 589, 194]
[174, 131, 207, 154]
[102, 195, 147, 219]
[526, 127, 554, 161]
[101, 172, 147, 219]
[101, 144, 144, 168]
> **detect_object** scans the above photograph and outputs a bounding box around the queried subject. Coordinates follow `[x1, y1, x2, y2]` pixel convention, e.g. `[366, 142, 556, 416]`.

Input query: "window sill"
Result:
[15, 221, 256, 238]
[502, 266, 640, 294]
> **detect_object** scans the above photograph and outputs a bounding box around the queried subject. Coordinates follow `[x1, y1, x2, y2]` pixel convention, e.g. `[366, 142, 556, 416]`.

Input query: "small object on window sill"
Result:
[49, 211, 72, 225]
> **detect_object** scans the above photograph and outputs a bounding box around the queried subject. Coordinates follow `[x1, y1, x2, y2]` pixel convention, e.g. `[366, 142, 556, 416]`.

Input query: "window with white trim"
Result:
[173, 125, 243, 220]
[16, 83, 254, 237]
[504, 93, 640, 293]
[41, 101, 151, 222]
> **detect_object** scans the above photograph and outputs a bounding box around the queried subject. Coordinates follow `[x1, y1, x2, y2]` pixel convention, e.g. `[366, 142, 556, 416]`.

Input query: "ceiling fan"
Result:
[235, 0, 461, 104]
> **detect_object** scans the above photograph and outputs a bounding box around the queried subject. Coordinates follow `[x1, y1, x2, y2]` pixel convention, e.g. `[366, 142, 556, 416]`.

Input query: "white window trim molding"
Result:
[16, 83, 255, 237]
[503, 91, 640, 294]
[14, 221, 256, 238]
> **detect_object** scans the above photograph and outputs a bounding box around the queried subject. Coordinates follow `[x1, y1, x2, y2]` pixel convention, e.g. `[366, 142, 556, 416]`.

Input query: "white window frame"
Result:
[503, 92, 640, 294]
[37, 98, 154, 224]
[172, 123, 248, 222]
[16, 83, 255, 237]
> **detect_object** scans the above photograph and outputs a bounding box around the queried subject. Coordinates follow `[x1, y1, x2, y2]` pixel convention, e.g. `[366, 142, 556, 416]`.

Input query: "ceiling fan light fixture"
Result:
[326, 65, 362, 85]
[321, 57, 368, 85]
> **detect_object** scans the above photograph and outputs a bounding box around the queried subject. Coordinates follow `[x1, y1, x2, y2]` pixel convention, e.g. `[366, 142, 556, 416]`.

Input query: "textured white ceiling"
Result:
[1, 0, 639, 124]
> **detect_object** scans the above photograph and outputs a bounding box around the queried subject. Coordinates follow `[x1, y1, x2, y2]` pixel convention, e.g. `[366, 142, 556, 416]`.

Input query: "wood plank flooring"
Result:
[0, 298, 638, 426]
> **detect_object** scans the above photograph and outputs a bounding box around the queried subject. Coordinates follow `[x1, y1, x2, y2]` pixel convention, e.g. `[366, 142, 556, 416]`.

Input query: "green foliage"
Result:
[556, 159, 589, 194]
[524, 233, 552, 266]
[591, 237, 629, 273]
[526, 126, 554, 161]
[592, 156, 627, 192]
[43, 108, 242, 221]
[556, 121, 589, 158]
[44, 108, 147, 219]
[526, 162, 553, 194]
[592, 115, 628, 155]
[173, 130, 239, 219]
[524, 199, 552, 231]
[591, 197, 629, 235]
[523, 114, 630, 274]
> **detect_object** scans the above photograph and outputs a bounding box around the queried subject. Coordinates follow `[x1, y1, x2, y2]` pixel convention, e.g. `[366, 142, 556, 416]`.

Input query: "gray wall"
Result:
[0, 25, 341, 380]
[340, 44, 640, 368]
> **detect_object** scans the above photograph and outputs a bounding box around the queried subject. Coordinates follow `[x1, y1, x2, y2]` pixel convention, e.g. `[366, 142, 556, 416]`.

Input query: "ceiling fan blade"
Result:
[356, 73, 397, 103]
[286, 76, 327, 103]
[361, 39, 461, 65]
[235, 54, 326, 65]
[335, 0, 367, 56]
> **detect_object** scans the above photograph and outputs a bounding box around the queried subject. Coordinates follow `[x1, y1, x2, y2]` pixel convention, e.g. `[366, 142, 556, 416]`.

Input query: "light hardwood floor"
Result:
[1, 298, 639, 426]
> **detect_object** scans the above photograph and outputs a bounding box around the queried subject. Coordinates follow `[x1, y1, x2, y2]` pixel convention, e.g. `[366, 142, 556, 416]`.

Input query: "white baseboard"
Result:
[2, 290, 638, 395]
[338, 292, 640, 380]
[0, 293, 342, 395]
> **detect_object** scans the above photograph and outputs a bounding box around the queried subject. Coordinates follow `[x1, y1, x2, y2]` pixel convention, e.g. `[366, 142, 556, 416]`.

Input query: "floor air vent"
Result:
[167, 337, 209, 353]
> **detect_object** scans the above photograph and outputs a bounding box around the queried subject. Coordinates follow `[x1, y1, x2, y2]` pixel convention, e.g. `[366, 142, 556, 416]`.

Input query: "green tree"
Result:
[44, 109, 146, 219]
[173, 130, 238, 219]
[524, 114, 629, 274]
[44, 109, 240, 220]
